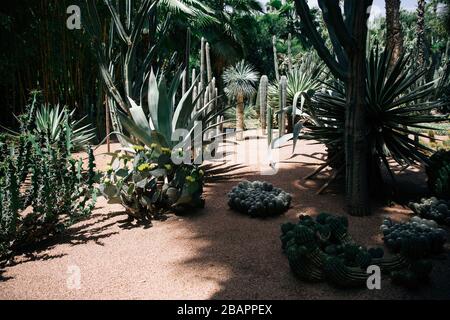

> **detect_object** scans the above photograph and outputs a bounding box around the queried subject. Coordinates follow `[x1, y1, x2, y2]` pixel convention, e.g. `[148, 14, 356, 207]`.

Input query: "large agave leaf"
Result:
[147, 70, 158, 130]
[128, 97, 153, 133]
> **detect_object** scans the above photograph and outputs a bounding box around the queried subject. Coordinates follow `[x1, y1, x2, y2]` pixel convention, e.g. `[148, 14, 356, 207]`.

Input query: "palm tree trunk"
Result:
[417, 0, 426, 67]
[236, 92, 245, 141]
[386, 0, 404, 66]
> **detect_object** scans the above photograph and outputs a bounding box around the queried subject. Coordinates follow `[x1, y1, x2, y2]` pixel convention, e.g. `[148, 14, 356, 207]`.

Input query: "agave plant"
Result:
[267, 54, 324, 149]
[268, 53, 324, 113]
[116, 69, 226, 157]
[34, 105, 96, 149]
[4, 101, 95, 150]
[300, 48, 448, 191]
[223, 60, 259, 140]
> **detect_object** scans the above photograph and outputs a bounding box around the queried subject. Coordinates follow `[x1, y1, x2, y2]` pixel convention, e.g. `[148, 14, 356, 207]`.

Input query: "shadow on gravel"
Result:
[177, 155, 450, 300]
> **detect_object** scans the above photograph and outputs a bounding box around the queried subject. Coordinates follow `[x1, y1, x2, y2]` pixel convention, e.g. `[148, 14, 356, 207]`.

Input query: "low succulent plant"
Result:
[408, 197, 450, 225]
[227, 181, 291, 217]
[390, 259, 434, 289]
[426, 150, 450, 199]
[1, 101, 97, 261]
[281, 213, 445, 289]
[381, 217, 447, 259]
[99, 145, 204, 222]
[281, 213, 411, 288]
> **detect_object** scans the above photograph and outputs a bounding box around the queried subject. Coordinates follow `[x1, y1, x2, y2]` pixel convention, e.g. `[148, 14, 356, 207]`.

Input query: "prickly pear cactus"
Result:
[99, 146, 205, 221]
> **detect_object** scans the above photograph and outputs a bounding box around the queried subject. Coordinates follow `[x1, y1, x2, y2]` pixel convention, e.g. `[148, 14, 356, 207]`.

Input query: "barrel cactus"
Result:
[409, 197, 450, 225]
[227, 180, 291, 217]
[280, 213, 440, 289]
[381, 217, 447, 259]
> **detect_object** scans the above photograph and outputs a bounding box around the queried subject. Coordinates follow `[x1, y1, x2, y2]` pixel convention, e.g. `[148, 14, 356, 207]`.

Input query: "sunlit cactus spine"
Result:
[279, 76, 287, 136]
[259, 75, 268, 132]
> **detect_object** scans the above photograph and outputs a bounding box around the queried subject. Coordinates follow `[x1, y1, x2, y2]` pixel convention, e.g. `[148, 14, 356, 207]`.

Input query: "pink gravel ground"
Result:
[1, 130, 449, 299]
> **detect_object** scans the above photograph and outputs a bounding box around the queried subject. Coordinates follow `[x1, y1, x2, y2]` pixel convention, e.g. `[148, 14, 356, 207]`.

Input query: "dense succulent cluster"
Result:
[99, 146, 204, 222]
[380, 217, 447, 288]
[0, 97, 97, 261]
[426, 150, 450, 199]
[381, 217, 447, 259]
[409, 197, 450, 225]
[227, 181, 291, 217]
[280, 213, 410, 288]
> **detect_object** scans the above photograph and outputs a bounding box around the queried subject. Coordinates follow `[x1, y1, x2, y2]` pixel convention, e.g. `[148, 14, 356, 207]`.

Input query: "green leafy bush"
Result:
[0, 101, 97, 261]
[426, 150, 450, 199]
[227, 180, 291, 217]
[99, 145, 204, 222]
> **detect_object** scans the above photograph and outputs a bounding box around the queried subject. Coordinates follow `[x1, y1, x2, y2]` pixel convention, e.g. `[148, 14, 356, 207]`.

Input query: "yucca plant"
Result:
[268, 53, 324, 114]
[224, 104, 258, 130]
[268, 54, 324, 149]
[300, 48, 448, 192]
[34, 105, 96, 149]
[223, 60, 259, 140]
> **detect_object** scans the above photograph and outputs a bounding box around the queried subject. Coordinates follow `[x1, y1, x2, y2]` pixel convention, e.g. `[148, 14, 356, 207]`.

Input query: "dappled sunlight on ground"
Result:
[1, 130, 449, 299]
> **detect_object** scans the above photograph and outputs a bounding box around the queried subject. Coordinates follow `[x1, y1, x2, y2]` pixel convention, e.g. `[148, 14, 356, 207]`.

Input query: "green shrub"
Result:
[426, 150, 450, 199]
[98, 146, 204, 222]
[0, 100, 97, 261]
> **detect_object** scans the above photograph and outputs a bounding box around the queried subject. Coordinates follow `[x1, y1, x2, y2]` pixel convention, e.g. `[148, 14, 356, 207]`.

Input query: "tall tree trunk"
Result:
[386, 0, 404, 66]
[417, 0, 426, 67]
[345, 3, 371, 216]
[236, 92, 245, 141]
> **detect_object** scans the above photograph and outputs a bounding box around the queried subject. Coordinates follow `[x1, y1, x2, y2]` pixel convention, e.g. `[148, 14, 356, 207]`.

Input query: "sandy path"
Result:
[1, 130, 449, 300]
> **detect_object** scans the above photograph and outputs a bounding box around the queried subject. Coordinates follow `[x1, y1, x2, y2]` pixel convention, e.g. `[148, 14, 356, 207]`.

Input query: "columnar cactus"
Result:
[279, 76, 287, 136]
[259, 75, 269, 132]
[206, 42, 213, 93]
[272, 35, 280, 81]
[267, 107, 273, 146]
[288, 33, 293, 73]
[182, 28, 191, 95]
[199, 38, 206, 107]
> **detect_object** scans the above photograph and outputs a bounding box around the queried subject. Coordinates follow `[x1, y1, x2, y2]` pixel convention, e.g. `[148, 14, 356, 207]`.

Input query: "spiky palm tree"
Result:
[223, 60, 259, 140]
